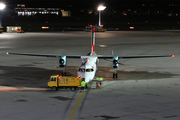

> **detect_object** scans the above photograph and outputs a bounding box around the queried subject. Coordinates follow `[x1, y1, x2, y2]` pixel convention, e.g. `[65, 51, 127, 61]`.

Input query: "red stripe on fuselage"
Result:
[92, 44, 94, 53]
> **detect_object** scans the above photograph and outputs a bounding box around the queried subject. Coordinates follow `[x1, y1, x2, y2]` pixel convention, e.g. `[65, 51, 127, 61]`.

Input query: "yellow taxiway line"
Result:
[163, 31, 180, 60]
[165, 31, 180, 39]
[69, 92, 84, 120]
[48, 33, 73, 46]
[69, 46, 105, 120]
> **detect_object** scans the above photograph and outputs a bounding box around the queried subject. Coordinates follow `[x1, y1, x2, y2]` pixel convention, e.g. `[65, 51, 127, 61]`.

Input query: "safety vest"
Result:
[97, 77, 103, 81]
[81, 81, 86, 87]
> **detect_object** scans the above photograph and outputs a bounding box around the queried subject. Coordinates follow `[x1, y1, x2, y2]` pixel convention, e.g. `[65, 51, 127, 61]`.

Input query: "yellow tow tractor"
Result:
[48, 75, 82, 91]
[0, 25, 3, 33]
[16, 29, 24, 33]
[95, 26, 106, 32]
[85, 25, 106, 32]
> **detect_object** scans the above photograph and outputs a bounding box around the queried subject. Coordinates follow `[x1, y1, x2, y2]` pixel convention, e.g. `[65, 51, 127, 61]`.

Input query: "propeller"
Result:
[104, 59, 124, 65]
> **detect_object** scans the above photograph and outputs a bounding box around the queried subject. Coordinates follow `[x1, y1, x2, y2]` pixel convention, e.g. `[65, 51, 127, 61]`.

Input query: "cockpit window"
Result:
[78, 68, 85, 72]
[78, 68, 94, 72]
[86, 69, 91, 72]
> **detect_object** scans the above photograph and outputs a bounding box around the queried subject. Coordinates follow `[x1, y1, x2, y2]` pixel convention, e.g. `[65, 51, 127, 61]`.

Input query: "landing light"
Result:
[87, 59, 90, 62]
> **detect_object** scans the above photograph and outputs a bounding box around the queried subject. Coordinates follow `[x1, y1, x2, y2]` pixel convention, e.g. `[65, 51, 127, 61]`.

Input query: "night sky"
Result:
[1, 0, 180, 30]
[3, 0, 180, 9]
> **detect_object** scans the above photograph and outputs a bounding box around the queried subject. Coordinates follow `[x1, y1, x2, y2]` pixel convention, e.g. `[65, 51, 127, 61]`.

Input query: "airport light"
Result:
[97, 4, 106, 26]
[0, 3, 6, 10]
[0, 3, 6, 25]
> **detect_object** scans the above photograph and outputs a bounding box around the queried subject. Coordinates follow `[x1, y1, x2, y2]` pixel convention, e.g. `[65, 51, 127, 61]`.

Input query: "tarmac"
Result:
[0, 30, 180, 120]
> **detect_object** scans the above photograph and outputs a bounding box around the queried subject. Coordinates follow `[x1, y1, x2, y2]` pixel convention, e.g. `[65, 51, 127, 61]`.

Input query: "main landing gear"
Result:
[113, 68, 118, 78]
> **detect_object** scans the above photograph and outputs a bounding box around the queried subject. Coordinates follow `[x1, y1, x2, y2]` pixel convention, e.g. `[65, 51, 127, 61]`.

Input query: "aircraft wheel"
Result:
[52, 87, 57, 91]
[113, 73, 118, 78]
[71, 87, 76, 91]
[62, 72, 66, 76]
[116, 73, 118, 78]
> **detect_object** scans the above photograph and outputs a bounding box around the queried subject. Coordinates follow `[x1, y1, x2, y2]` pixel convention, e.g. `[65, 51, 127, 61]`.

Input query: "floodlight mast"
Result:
[0, 3, 6, 10]
[0, 3, 6, 25]
[97, 4, 106, 27]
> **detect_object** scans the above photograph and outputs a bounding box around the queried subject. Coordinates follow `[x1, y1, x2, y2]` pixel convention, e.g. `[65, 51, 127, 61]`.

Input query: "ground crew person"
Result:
[80, 79, 86, 92]
[96, 77, 103, 88]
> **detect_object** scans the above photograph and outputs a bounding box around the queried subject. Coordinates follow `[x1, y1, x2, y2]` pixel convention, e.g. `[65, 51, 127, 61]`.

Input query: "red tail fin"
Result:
[91, 27, 95, 55]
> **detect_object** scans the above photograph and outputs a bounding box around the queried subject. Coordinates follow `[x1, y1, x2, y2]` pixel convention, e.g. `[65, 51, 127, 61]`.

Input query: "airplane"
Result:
[7, 26, 174, 83]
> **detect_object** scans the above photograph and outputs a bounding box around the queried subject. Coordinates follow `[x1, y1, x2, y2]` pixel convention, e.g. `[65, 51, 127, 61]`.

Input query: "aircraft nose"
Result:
[84, 73, 90, 83]
[77, 72, 84, 79]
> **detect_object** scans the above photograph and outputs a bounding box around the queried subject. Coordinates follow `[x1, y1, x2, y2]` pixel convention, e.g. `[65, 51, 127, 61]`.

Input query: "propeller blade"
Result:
[107, 64, 113, 71]
[117, 62, 124, 65]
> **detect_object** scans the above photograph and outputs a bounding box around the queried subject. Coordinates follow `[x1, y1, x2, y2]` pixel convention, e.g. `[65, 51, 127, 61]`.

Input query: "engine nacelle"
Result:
[113, 56, 118, 68]
[59, 56, 66, 67]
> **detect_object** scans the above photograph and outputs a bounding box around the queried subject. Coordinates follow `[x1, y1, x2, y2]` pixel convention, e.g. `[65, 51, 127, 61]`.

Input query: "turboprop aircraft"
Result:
[7, 26, 174, 83]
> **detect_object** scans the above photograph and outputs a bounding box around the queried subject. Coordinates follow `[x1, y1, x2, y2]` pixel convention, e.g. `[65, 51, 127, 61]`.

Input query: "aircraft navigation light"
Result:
[171, 54, 175, 57]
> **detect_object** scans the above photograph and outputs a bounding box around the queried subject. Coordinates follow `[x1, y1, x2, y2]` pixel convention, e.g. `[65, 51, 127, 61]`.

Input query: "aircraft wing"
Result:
[7, 52, 174, 59]
[7, 52, 81, 58]
[98, 54, 174, 59]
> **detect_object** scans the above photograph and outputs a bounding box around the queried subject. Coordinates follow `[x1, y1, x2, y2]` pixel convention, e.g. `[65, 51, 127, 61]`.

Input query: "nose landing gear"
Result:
[62, 67, 66, 76]
[113, 68, 118, 78]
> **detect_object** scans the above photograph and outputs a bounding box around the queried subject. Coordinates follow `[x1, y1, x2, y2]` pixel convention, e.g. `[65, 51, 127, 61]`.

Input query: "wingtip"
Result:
[171, 54, 175, 57]
[6, 52, 9, 55]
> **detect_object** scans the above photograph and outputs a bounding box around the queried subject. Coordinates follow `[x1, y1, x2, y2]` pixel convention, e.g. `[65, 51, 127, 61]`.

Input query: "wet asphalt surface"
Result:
[0, 31, 180, 120]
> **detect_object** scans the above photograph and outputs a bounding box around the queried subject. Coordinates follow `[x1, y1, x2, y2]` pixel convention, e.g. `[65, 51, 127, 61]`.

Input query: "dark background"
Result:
[1, 0, 180, 31]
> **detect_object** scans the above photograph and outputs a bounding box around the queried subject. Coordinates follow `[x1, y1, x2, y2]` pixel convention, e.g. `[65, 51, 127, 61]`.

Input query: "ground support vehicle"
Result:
[0, 30, 3, 33]
[95, 27, 106, 32]
[48, 75, 82, 91]
[85, 25, 106, 32]
[16, 29, 24, 33]
[0, 25, 3, 33]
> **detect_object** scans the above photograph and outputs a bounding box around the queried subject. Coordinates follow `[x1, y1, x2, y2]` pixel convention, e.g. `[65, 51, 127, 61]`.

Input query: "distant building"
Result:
[7, 26, 21, 33]
[14, 4, 72, 17]
[15, 7, 60, 16]
[61, 10, 71, 17]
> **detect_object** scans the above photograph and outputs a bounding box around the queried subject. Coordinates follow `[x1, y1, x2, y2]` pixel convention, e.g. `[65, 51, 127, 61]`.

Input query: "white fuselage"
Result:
[77, 56, 97, 83]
